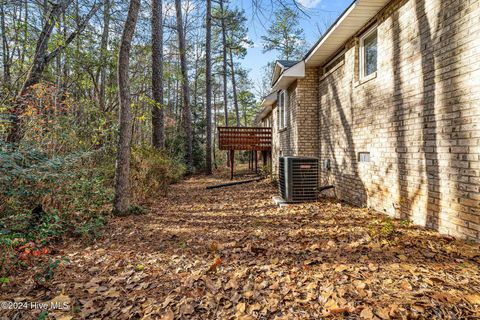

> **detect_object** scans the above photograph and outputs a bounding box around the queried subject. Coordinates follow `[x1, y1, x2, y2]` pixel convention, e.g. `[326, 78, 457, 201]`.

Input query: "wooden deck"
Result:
[217, 127, 272, 179]
[218, 127, 272, 151]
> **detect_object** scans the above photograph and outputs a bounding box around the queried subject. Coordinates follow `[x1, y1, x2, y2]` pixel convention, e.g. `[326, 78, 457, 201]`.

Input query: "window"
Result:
[278, 90, 287, 129]
[323, 50, 345, 75]
[358, 152, 371, 162]
[359, 26, 378, 79]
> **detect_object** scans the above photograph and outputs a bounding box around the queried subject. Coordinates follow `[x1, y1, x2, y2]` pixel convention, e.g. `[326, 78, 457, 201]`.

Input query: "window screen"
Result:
[324, 52, 345, 74]
[279, 91, 286, 129]
[362, 29, 378, 77]
[358, 152, 371, 162]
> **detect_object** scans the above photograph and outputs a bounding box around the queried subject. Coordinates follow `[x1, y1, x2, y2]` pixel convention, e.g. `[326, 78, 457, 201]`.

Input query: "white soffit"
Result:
[272, 61, 305, 91]
[261, 91, 277, 108]
[271, 64, 283, 86]
[305, 0, 391, 67]
[258, 105, 273, 120]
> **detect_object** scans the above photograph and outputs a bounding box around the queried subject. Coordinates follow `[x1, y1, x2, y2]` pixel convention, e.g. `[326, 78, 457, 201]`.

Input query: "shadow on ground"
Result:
[1, 168, 479, 319]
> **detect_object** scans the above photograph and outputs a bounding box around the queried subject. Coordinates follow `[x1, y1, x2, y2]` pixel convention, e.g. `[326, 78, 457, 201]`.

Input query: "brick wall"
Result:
[271, 67, 320, 176]
[317, 0, 480, 240]
[297, 67, 320, 156]
[271, 101, 280, 176]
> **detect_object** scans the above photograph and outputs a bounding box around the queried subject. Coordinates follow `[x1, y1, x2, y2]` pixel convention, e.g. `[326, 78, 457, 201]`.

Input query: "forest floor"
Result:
[2, 167, 480, 320]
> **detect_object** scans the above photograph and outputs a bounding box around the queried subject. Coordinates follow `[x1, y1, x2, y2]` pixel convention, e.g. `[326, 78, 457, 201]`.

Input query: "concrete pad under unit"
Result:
[272, 196, 289, 207]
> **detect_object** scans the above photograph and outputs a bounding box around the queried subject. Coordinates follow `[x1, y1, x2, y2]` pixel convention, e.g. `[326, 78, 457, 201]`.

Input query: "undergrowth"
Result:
[0, 142, 184, 280]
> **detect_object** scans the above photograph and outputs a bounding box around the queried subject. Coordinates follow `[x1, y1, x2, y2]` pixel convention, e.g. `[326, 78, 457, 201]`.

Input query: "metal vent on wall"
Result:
[278, 156, 319, 203]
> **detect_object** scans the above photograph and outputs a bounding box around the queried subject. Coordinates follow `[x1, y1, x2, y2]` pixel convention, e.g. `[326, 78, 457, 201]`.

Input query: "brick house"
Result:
[258, 0, 480, 240]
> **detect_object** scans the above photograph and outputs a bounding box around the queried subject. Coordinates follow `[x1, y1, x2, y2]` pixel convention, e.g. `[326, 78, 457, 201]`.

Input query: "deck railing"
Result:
[218, 126, 272, 151]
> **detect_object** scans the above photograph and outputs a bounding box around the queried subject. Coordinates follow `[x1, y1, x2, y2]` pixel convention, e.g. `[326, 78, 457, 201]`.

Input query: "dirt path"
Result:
[2, 169, 480, 319]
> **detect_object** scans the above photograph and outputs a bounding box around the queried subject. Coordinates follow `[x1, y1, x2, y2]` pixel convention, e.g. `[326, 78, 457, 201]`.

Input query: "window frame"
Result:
[278, 90, 288, 130]
[359, 25, 378, 80]
[358, 152, 371, 163]
[323, 49, 346, 76]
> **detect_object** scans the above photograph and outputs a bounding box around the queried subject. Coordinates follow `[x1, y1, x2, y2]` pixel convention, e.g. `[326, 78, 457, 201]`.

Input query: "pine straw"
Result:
[2, 168, 479, 319]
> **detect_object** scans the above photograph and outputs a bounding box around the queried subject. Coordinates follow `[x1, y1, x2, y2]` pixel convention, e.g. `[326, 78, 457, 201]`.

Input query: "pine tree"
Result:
[260, 7, 305, 60]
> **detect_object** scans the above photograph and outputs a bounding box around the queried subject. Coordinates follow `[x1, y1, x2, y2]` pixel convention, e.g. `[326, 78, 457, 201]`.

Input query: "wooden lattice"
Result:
[218, 127, 272, 151]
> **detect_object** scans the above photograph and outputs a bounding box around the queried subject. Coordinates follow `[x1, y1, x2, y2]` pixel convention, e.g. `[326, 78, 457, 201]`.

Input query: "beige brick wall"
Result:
[317, 0, 480, 240]
[272, 67, 320, 175]
[272, 84, 296, 177]
[270, 0, 480, 240]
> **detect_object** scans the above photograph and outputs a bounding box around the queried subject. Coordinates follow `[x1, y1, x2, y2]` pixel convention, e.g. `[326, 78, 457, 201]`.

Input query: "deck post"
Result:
[217, 127, 271, 176]
[230, 150, 234, 179]
[251, 151, 254, 171]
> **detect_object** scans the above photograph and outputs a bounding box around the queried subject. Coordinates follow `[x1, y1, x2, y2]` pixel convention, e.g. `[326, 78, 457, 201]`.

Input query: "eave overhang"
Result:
[260, 91, 277, 108]
[271, 61, 305, 91]
[304, 0, 391, 68]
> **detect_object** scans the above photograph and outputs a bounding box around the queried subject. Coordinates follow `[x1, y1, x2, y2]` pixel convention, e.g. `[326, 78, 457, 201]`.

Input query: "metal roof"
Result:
[276, 60, 299, 68]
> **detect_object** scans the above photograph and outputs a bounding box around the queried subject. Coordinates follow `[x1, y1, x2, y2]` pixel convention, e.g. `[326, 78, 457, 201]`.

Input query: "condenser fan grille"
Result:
[279, 157, 286, 199]
[278, 157, 319, 202]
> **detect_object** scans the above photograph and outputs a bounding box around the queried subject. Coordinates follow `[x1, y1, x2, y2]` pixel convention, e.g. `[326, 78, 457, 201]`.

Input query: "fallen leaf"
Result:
[375, 307, 390, 319]
[411, 304, 425, 313]
[400, 280, 412, 291]
[161, 309, 174, 320]
[360, 306, 374, 319]
[330, 307, 352, 314]
[334, 264, 348, 272]
[50, 293, 71, 305]
[180, 302, 194, 315]
[208, 257, 222, 272]
[236, 302, 246, 314]
[353, 280, 366, 289]
[465, 294, 480, 304]
[209, 241, 218, 252]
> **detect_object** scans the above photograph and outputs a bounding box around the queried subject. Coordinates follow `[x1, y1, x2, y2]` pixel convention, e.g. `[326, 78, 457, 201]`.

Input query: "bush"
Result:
[0, 142, 184, 278]
[0, 141, 114, 218]
[0, 142, 114, 277]
[130, 146, 186, 203]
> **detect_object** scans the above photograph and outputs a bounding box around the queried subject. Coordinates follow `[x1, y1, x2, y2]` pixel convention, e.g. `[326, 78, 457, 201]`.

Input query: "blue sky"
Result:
[236, 0, 352, 97]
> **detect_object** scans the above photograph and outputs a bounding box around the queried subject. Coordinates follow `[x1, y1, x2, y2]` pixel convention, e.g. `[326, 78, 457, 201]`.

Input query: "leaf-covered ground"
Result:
[2, 168, 480, 319]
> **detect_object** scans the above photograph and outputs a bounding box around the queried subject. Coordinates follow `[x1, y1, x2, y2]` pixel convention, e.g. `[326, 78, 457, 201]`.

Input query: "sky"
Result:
[236, 0, 353, 98]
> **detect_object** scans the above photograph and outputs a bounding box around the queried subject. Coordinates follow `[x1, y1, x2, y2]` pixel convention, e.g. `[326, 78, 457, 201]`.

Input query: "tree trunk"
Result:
[7, 1, 66, 143]
[7, 0, 99, 144]
[219, 0, 229, 166]
[20, 0, 28, 67]
[151, 0, 165, 149]
[213, 88, 217, 169]
[0, 2, 11, 88]
[61, 11, 69, 100]
[205, 0, 212, 175]
[99, 0, 110, 112]
[220, 0, 228, 127]
[175, 0, 193, 172]
[229, 48, 240, 126]
[113, 0, 141, 214]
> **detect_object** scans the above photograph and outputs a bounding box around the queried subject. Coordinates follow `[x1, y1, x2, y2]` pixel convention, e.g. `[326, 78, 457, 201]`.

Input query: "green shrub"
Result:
[0, 142, 184, 278]
[367, 218, 396, 239]
[0, 141, 114, 218]
[74, 216, 106, 241]
[130, 146, 186, 203]
[0, 142, 114, 277]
